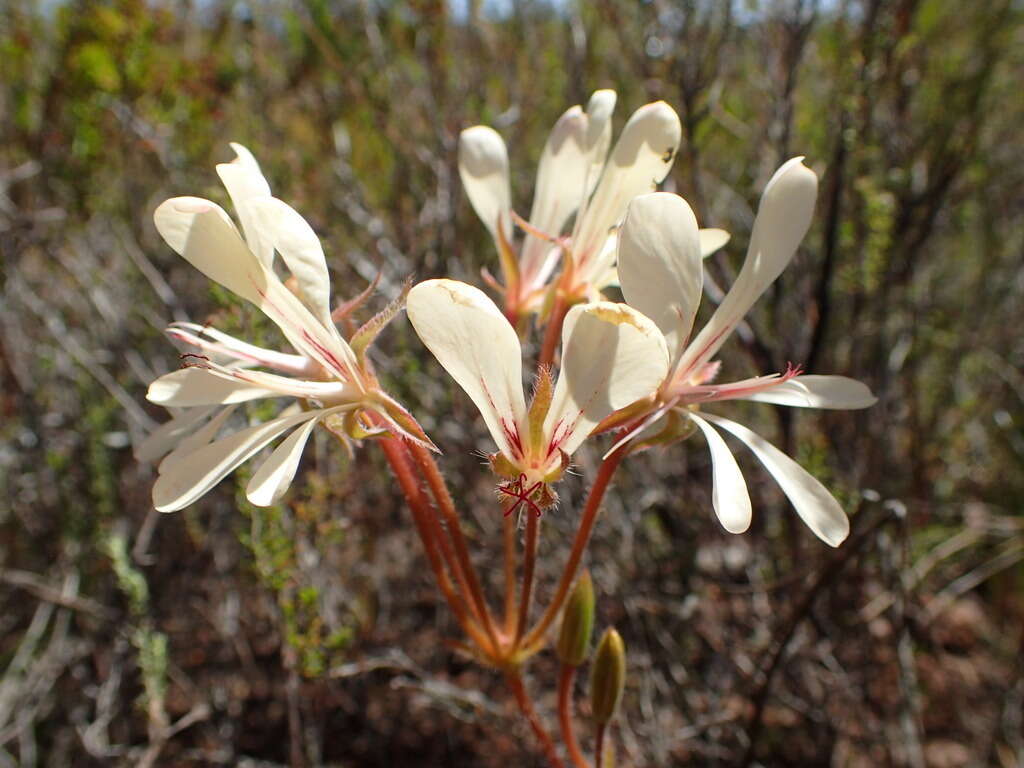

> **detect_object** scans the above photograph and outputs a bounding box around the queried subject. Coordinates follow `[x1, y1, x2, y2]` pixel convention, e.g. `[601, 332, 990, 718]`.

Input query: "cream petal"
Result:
[618, 193, 703, 357]
[406, 279, 527, 458]
[581, 89, 617, 191]
[192, 362, 359, 403]
[688, 412, 752, 534]
[153, 196, 265, 305]
[249, 197, 333, 328]
[458, 126, 512, 248]
[572, 101, 682, 273]
[545, 302, 670, 456]
[677, 158, 818, 378]
[521, 106, 589, 280]
[153, 408, 323, 512]
[154, 196, 347, 378]
[246, 415, 323, 506]
[699, 228, 730, 259]
[251, 270, 361, 385]
[215, 143, 273, 267]
[702, 413, 849, 547]
[167, 322, 314, 376]
[135, 406, 219, 462]
[147, 367, 278, 406]
[159, 405, 238, 475]
[742, 375, 877, 409]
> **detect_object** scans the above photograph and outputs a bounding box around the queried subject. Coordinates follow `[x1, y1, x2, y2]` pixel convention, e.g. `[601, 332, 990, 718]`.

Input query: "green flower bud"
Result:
[590, 627, 626, 725]
[556, 570, 595, 667]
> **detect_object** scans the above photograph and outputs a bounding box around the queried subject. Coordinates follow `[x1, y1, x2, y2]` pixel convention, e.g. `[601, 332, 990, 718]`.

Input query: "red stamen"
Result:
[498, 473, 544, 518]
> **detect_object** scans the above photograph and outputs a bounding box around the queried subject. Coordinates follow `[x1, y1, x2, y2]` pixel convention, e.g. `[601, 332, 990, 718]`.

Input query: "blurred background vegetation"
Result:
[1, 0, 1022, 765]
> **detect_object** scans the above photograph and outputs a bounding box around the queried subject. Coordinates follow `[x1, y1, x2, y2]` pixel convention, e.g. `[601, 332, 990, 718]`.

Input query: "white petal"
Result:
[135, 406, 219, 462]
[618, 193, 703, 357]
[677, 158, 818, 377]
[521, 105, 589, 279]
[246, 415, 322, 506]
[406, 279, 526, 458]
[742, 375, 877, 409]
[216, 143, 273, 267]
[153, 408, 324, 512]
[458, 126, 512, 248]
[545, 302, 669, 456]
[699, 228, 730, 258]
[249, 197, 333, 327]
[147, 367, 278, 406]
[572, 101, 682, 273]
[153, 197, 265, 305]
[251, 270, 361, 385]
[159, 405, 238, 475]
[688, 412, 752, 533]
[702, 413, 849, 547]
[581, 89, 617, 191]
[168, 322, 313, 376]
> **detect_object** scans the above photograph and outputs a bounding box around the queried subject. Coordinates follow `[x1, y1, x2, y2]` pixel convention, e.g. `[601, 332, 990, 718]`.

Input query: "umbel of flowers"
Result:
[140, 91, 875, 767]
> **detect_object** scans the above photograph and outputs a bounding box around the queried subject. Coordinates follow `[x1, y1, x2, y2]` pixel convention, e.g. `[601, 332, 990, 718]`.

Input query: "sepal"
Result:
[350, 277, 412, 365]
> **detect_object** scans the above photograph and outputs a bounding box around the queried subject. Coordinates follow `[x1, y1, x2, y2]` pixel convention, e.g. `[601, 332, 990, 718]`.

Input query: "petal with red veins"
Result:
[406, 279, 527, 459]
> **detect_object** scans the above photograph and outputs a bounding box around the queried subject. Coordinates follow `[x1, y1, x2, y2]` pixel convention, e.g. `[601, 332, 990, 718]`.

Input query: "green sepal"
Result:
[349, 276, 412, 365]
[626, 409, 697, 455]
[526, 366, 554, 455]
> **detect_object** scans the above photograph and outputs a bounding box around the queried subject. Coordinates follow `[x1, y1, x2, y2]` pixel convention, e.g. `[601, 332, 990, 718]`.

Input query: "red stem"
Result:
[557, 664, 590, 768]
[503, 509, 517, 635]
[506, 672, 566, 768]
[594, 723, 607, 768]
[408, 441, 501, 651]
[522, 447, 626, 651]
[378, 438, 493, 655]
[513, 511, 540, 645]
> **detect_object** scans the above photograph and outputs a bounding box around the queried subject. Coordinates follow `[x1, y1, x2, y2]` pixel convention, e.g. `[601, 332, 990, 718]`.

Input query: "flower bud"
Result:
[590, 627, 626, 725]
[556, 570, 595, 667]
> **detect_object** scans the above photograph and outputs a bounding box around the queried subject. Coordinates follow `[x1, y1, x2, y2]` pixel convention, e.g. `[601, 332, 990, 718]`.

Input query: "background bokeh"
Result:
[2, 1, 1023, 765]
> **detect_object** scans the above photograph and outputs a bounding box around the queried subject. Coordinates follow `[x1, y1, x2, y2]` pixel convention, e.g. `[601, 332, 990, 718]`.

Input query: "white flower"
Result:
[459, 92, 690, 316]
[142, 144, 421, 512]
[615, 158, 877, 546]
[405, 279, 669, 487]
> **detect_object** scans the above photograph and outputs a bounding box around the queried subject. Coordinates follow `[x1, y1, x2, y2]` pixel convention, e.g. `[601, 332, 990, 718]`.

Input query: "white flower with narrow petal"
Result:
[460, 92, 718, 319]
[142, 144, 427, 512]
[406, 279, 669, 494]
[614, 158, 877, 546]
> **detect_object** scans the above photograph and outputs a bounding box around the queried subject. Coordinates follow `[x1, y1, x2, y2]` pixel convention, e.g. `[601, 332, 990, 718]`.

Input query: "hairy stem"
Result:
[557, 664, 590, 768]
[523, 447, 626, 651]
[408, 441, 501, 651]
[506, 672, 566, 768]
[504, 509, 517, 636]
[378, 438, 493, 655]
[514, 511, 541, 646]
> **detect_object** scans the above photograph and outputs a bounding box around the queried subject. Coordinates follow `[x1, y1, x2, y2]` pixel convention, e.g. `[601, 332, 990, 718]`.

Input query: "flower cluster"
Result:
[138, 91, 880, 764]
[142, 92, 875, 549]
[139, 144, 425, 512]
